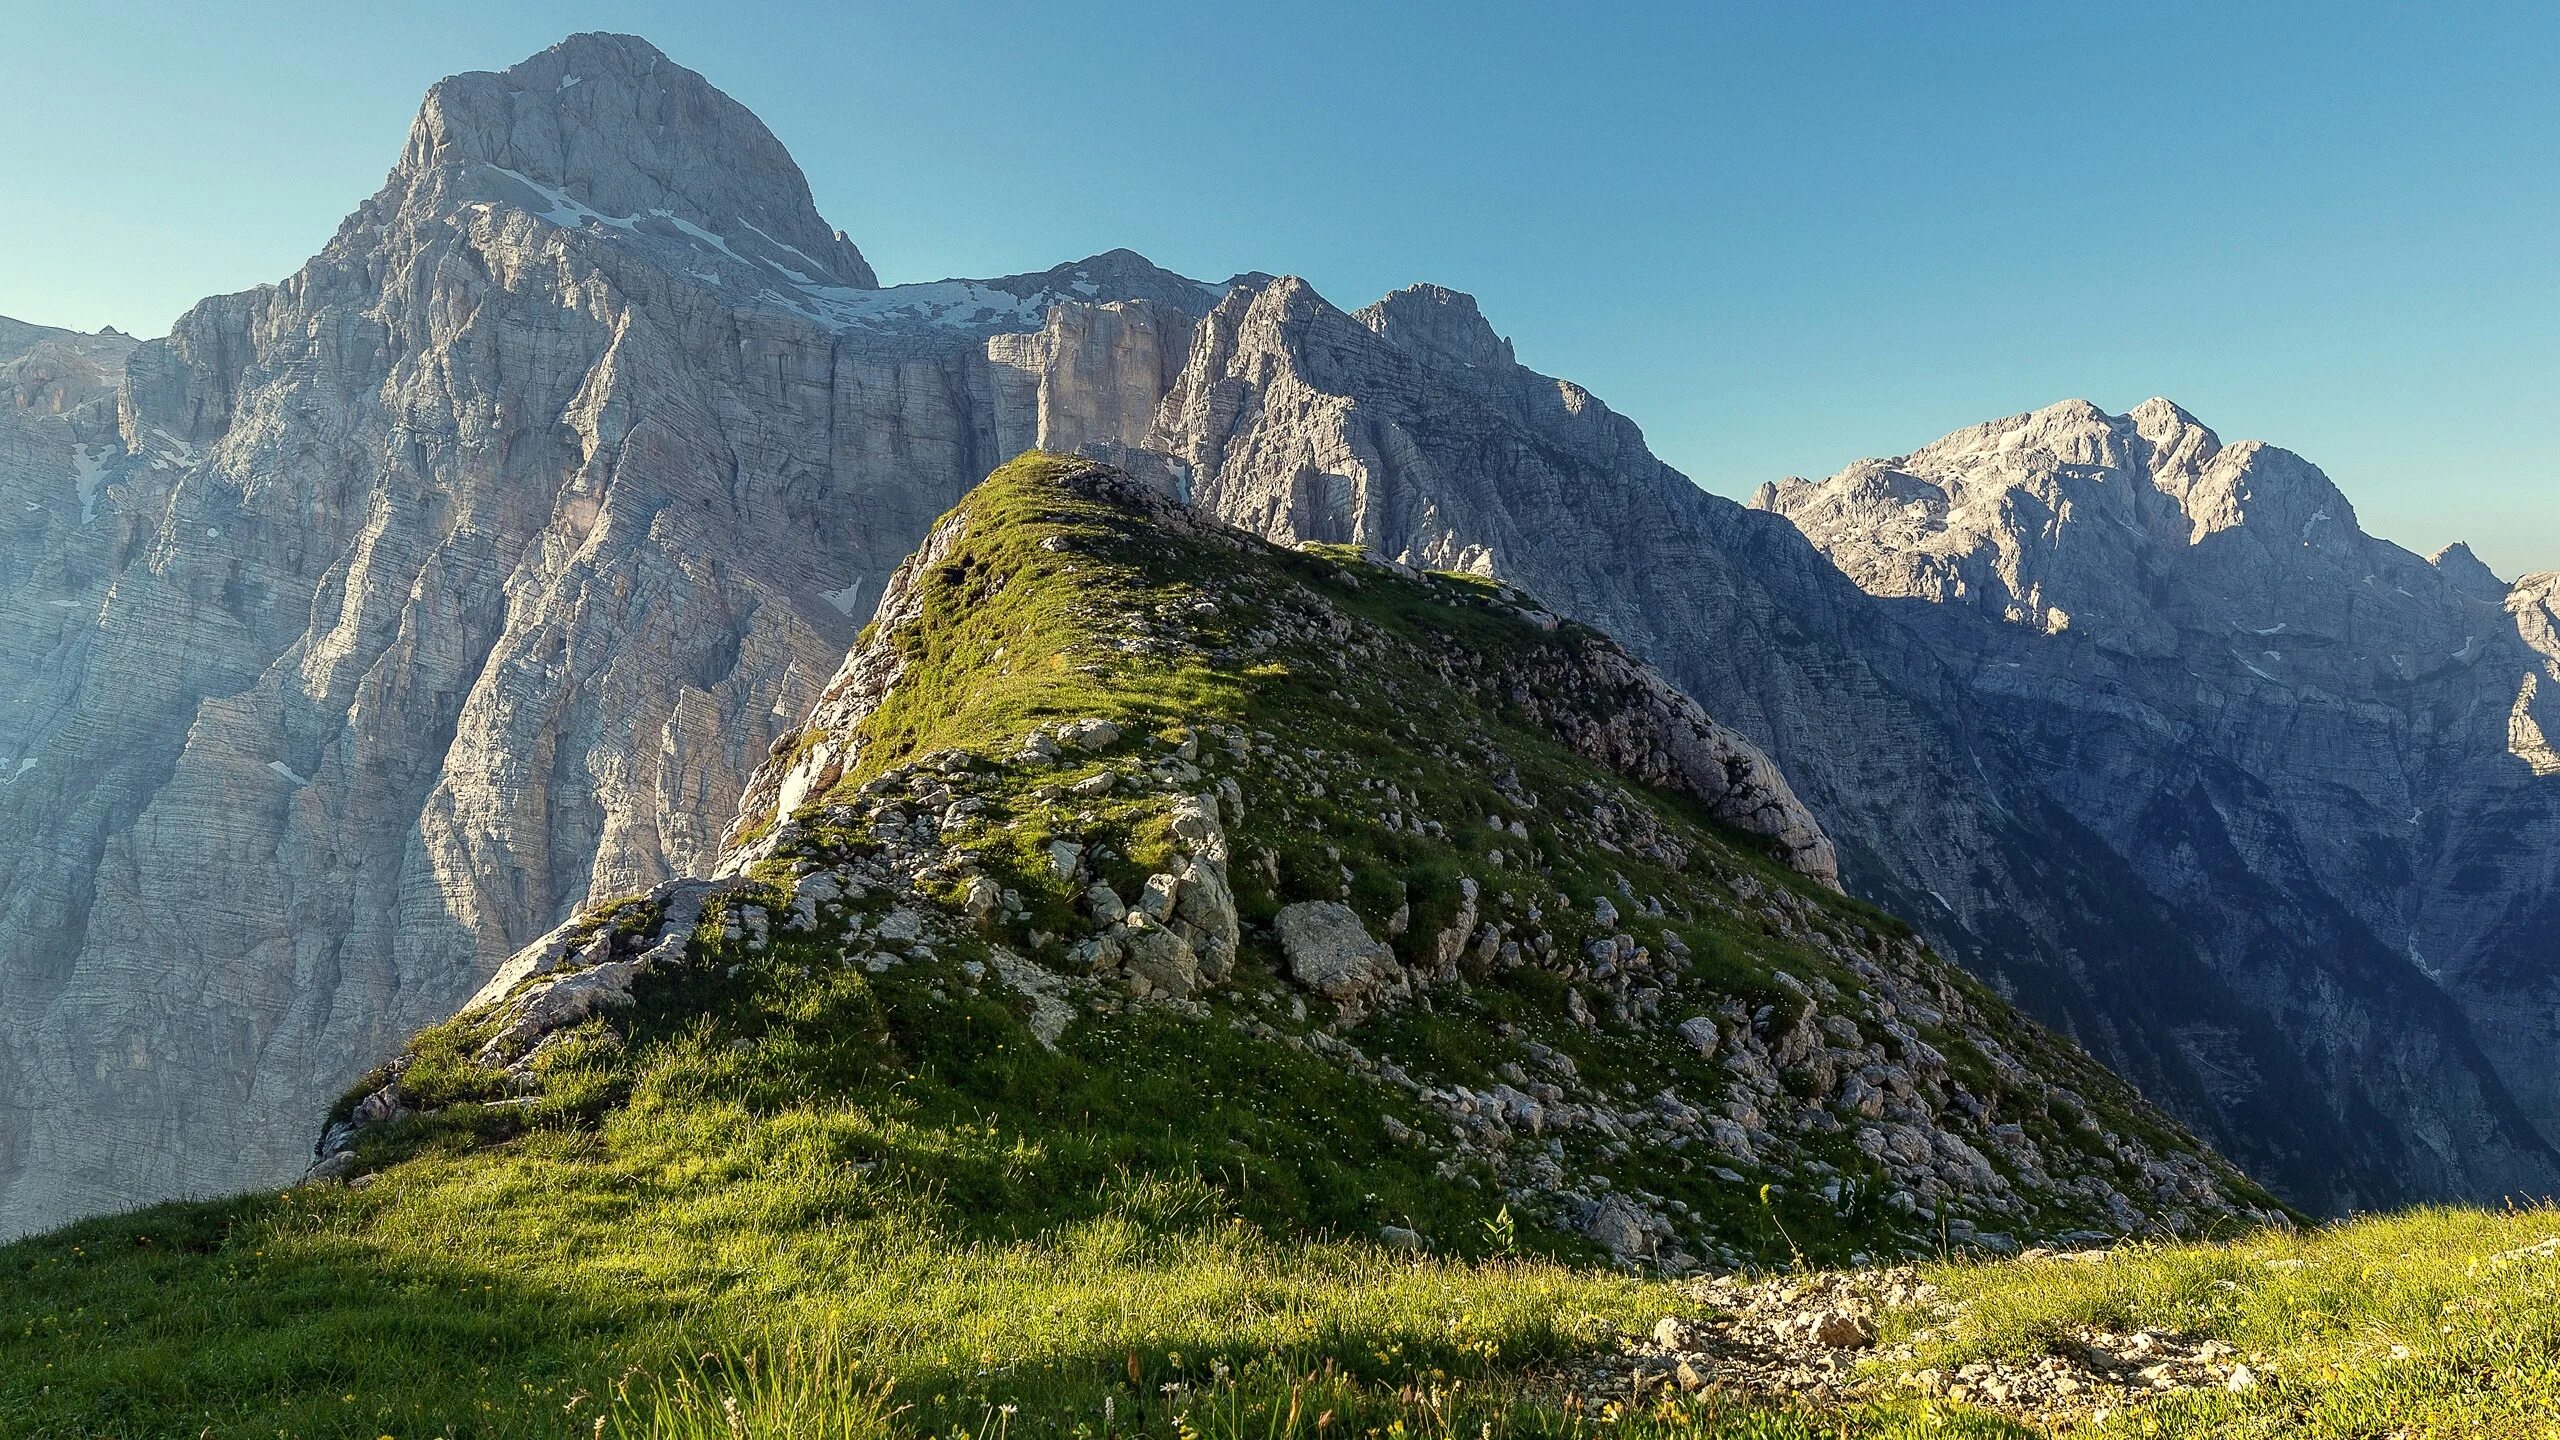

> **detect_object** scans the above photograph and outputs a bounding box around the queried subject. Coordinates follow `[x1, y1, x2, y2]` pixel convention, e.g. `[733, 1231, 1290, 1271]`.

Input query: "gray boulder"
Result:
[1275, 902, 1401, 1003]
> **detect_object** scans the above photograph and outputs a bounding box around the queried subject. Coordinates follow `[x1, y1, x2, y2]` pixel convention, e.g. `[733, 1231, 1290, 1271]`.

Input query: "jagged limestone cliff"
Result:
[0, 35, 1230, 1235]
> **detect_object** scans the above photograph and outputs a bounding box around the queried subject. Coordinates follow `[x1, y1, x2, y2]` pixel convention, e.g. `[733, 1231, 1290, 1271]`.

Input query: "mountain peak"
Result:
[1354, 284, 1515, 370]
[2126, 396, 2222, 477]
[2431, 540, 2509, 599]
[2128, 395, 2202, 429]
[399, 31, 876, 288]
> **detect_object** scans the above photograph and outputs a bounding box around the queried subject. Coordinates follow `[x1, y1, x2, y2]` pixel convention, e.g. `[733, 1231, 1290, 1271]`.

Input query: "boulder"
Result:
[1275, 901, 1400, 1003]
[1677, 1015, 1720, 1058]
[1579, 1191, 1657, 1261]
[1120, 913, 1199, 998]
[476, 958, 640, 1063]
[1044, 839, 1084, 880]
[1173, 856, 1239, 981]
[1651, 1317, 1712, 1353]
[1056, 717, 1122, 751]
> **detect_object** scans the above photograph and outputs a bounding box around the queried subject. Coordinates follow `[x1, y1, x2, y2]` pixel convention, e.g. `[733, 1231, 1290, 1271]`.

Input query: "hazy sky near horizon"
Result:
[5, 2, 2553, 573]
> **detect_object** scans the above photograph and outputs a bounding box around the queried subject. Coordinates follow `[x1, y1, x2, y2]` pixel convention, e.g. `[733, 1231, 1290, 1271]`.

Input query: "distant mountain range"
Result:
[2, 30, 2553, 1236]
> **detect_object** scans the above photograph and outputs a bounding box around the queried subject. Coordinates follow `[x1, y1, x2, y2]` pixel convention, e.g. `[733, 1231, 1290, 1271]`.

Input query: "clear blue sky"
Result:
[6, 2, 2554, 573]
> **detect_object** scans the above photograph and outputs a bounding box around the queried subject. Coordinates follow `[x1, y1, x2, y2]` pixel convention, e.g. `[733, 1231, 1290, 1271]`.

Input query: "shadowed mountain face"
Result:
[1760, 402, 2560, 1203]
[0, 31, 2544, 1236]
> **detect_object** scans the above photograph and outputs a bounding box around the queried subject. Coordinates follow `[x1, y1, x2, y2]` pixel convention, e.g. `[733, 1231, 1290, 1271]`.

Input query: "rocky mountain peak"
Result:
[1897, 399, 2136, 483]
[1354, 284, 1517, 371]
[0, 317, 138, 416]
[2169, 439, 2357, 546]
[2126, 396, 2222, 479]
[1002, 249, 1228, 315]
[2430, 541, 2508, 600]
[397, 31, 876, 288]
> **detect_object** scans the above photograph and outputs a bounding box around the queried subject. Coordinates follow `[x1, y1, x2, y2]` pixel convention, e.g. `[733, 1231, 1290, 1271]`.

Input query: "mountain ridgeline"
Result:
[0, 26, 2552, 1248]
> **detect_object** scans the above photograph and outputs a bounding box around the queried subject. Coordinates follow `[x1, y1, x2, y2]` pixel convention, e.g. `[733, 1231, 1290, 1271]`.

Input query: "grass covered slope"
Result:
[5, 454, 2290, 1437]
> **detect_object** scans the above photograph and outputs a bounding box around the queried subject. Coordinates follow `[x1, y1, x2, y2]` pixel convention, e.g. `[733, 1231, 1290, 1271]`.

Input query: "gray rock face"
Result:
[1762, 399, 2560, 1206]
[0, 33, 1227, 1238]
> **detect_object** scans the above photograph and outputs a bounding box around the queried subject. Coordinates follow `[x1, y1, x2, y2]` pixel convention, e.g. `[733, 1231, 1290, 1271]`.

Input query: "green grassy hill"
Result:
[29, 453, 2512, 1440]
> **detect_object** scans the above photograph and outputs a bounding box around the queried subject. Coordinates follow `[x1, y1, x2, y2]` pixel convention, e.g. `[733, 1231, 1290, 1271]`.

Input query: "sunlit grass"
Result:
[1900, 1204, 2560, 1436]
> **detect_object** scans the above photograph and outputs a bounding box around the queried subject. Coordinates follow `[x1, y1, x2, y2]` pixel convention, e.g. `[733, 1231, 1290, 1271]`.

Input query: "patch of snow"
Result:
[650, 208, 753, 267]
[1925, 888, 1952, 910]
[2239, 657, 2282, 683]
[484, 164, 639, 233]
[267, 760, 311, 786]
[821, 579, 868, 617]
[2301, 510, 2331, 543]
[471, 158, 1205, 342]
[2454, 635, 2482, 662]
[558, 74, 582, 91]
[45, 599, 79, 608]
[71, 443, 114, 523]
[736, 218, 827, 276]
[479, 164, 861, 297]
[792, 278, 1055, 334]
[11, 758, 35, 777]
[2248, 622, 2287, 636]
[144, 426, 201, 471]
